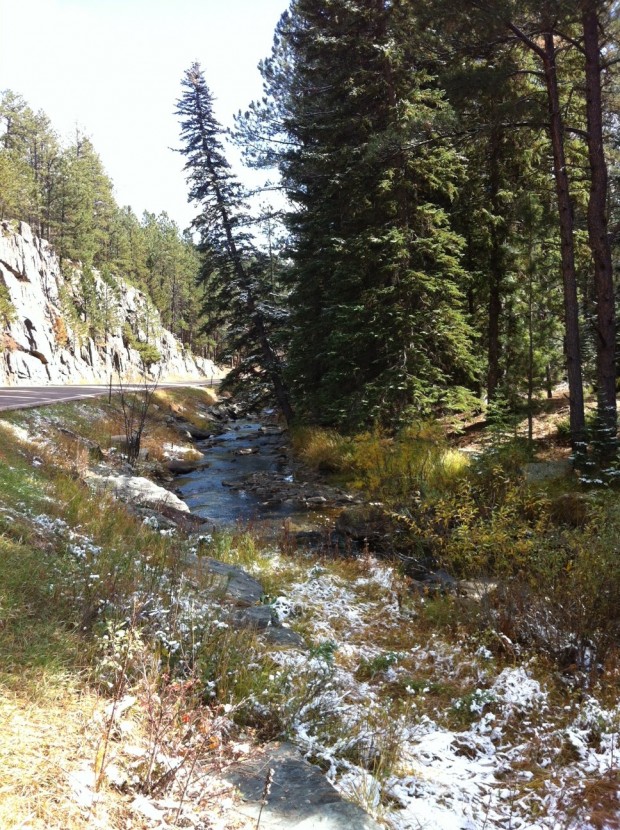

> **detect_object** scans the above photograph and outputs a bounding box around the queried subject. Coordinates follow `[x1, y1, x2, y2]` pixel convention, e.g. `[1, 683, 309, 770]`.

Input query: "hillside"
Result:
[0, 221, 218, 386]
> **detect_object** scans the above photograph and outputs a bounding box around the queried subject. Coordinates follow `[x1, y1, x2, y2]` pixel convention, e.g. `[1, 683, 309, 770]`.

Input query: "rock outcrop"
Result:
[0, 221, 220, 385]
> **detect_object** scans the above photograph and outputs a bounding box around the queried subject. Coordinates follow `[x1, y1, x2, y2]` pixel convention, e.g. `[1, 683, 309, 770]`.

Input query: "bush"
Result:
[349, 424, 470, 501]
[428, 477, 620, 675]
[135, 341, 162, 368]
[121, 323, 161, 368]
[291, 427, 354, 473]
[0, 281, 15, 326]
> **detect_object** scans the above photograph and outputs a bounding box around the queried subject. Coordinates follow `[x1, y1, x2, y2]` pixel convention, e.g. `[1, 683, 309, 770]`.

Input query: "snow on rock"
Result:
[85, 470, 190, 512]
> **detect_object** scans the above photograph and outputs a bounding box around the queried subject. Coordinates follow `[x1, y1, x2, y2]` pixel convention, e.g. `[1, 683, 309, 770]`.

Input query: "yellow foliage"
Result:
[291, 426, 354, 473]
[292, 421, 470, 500]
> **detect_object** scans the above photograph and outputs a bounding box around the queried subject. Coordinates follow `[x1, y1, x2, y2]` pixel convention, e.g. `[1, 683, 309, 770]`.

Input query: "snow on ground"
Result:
[267, 558, 620, 830]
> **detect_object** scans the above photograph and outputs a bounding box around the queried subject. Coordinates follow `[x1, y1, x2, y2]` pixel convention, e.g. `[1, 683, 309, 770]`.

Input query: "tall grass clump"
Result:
[291, 426, 354, 474]
[349, 422, 470, 502]
[293, 422, 470, 504]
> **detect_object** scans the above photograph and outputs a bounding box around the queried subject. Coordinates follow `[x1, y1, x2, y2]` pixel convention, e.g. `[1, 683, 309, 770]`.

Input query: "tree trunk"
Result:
[504, 20, 587, 450]
[581, 2, 617, 456]
[541, 32, 587, 449]
[487, 131, 503, 401]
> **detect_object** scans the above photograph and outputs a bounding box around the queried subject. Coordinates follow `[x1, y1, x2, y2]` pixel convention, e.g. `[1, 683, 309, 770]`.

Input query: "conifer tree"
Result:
[56, 133, 116, 269]
[239, 0, 476, 428]
[176, 63, 294, 422]
[0, 90, 59, 234]
[0, 89, 208, 352]
[412, 1, 591, 451]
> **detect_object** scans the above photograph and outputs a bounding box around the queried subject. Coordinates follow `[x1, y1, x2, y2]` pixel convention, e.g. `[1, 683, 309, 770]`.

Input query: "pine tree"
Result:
[176, 62, 294, 422]
[414, 0, 594, 451]
[55, 133, 116, 269]
[239, 0, 476, 428]
[580, 0, 617, 458]
[0, 90, 59, 234]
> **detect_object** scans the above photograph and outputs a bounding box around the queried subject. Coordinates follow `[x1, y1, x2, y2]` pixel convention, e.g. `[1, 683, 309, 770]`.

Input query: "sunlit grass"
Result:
[292, 422, 470, 502]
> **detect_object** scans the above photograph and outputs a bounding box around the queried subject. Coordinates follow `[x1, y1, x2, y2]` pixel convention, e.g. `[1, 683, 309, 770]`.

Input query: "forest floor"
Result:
[453, 387, 577, 456]
[0, 388, 618, 830]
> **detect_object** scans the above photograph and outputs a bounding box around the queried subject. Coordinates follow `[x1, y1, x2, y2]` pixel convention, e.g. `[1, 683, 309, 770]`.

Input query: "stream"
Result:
[173, 418, 341, 531]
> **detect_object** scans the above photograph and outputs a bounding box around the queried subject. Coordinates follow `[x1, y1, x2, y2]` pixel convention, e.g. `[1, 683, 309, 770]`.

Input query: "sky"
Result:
[0, 0, 288, 231]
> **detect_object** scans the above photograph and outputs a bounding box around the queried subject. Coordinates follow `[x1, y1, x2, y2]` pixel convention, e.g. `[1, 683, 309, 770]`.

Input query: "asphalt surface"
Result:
[0, 380, 219, 412]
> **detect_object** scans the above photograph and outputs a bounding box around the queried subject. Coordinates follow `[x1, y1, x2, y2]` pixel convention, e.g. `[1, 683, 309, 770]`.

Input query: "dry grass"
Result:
[11, 383, 220, 464]
[291, 426, 353, 473]
[52, 313, 69, 347]
[0, 674, 128, 830]
[577, 771, 620, 829]
[153, 386, 219, 427]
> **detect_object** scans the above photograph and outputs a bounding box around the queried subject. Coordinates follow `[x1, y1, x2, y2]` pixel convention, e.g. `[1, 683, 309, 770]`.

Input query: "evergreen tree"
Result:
[427, 29, 571, 410]
[414, 0, 593, 450]
[240, 0, 476, 428]
[55, 132, 116, 269]
[0, 90, 57, 232]
[580, 0, 617, 458]
[0, 90, 208, 353]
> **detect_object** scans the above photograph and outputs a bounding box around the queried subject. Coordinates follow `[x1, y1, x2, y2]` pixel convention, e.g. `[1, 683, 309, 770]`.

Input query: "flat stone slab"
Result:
[224, 742, 381, 830]
[263, 625, 305, 648]
[204, 557, 264, 607]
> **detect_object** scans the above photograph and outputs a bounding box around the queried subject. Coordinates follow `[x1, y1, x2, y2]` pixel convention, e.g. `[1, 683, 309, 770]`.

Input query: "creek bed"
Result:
[174, 419, 338, 531]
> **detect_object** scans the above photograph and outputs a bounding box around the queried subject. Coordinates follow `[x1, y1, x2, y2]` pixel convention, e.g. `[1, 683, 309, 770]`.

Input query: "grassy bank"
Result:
[292, 418, 620, 674]
[0, 388, 267, 828]
[1, 393, 619, 829]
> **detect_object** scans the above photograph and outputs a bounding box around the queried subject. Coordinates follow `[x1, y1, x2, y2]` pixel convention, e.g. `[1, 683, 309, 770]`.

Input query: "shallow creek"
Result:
[174, 419, 336, 531]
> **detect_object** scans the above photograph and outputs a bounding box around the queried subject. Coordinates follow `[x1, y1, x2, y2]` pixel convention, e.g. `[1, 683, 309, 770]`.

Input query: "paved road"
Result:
[0, 380, 219, 412]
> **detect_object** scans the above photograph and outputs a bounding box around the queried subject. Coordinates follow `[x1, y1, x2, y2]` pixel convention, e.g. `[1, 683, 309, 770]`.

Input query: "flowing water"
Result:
[174, 419, 321, 528]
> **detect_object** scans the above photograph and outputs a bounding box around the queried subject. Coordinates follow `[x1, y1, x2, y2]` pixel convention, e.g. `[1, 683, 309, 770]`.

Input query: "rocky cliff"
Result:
[0, 221, 218, 385]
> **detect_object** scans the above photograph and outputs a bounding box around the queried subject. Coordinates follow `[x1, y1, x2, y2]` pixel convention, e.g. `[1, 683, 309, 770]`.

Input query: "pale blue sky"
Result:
[0, 0, 287, 230]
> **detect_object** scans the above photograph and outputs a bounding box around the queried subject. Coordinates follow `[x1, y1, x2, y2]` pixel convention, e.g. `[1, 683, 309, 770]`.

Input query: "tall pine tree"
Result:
[176, 63, 294, 422]
[239, 0, 477, 429]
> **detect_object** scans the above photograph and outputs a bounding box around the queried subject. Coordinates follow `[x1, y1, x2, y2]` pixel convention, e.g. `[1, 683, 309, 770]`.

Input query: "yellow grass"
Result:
[0, 673, 128, 830]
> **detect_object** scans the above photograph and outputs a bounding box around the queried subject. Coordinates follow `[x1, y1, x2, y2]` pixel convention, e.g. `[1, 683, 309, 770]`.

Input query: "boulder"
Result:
[203, 558, 264, 607]
[166, 458, 202, 474]
[224, 742, 382, 830]
[85, 470, 190, 512]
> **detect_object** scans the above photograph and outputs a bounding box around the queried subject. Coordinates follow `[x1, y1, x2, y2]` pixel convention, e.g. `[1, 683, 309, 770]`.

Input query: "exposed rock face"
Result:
[0, 221, 219, 385]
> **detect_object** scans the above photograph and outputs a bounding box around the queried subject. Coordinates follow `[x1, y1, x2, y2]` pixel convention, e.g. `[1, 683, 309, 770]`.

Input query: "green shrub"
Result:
[0, 282, 15, 326]
[121, 323, 161, 368]
[355, 651, 401, 681]
[135, 341, 161, 368]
